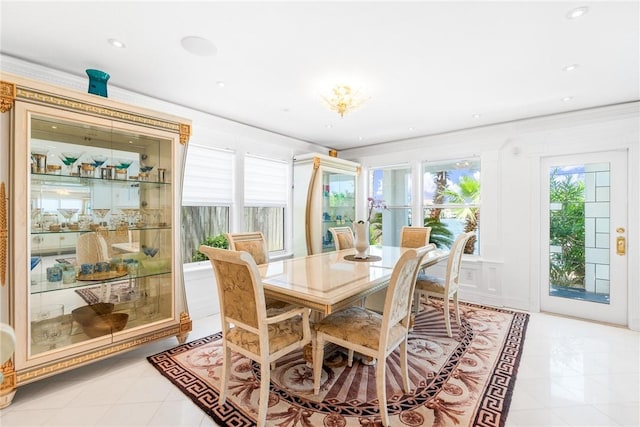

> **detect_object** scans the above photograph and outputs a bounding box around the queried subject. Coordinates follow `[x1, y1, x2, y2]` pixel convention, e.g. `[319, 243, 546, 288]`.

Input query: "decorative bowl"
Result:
[71, 303, 115, 326]
[81, 313, 129, 338]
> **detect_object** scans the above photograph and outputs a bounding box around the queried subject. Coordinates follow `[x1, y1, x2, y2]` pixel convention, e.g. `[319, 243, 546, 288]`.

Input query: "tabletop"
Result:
[259, 245, 448, 314]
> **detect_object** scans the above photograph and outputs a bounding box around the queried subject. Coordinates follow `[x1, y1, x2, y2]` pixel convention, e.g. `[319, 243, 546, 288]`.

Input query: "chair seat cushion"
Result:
[415, 274, 445, 293]
[314, 306, 405, 352]
[227, 315, 304, 355]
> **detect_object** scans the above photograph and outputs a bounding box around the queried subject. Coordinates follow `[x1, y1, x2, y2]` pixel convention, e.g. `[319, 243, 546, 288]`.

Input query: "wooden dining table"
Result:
[259, 244, 449, 315]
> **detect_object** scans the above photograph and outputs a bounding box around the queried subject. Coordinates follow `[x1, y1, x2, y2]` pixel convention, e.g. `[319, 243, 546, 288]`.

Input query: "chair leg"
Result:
[313, 335, 325, 395]
[400, 339, 410, 393]
[443, 297, 452, 337]
[219, 344, 231, 405]
[257, 359, 270, 427]
[376, 355, 389, 427]
[453, 292, 461, 326]
[347, 349, 355, 367]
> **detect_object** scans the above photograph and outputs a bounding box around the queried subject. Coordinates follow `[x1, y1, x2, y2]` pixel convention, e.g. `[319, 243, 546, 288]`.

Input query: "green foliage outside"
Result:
[192, 234, 228, 262]
[549, 169, 585, 287]
[443, 175, 480, 254]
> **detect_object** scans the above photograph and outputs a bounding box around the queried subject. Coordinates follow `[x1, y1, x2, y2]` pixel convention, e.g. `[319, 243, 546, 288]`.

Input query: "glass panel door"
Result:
[541, 151, 628, 325]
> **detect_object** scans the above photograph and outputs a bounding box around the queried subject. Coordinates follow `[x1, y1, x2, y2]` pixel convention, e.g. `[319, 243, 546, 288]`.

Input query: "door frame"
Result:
[538, 150, 628, 325]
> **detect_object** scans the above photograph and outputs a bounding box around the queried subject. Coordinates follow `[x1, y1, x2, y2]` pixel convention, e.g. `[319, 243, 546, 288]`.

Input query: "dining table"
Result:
[259, 244, 449, 315]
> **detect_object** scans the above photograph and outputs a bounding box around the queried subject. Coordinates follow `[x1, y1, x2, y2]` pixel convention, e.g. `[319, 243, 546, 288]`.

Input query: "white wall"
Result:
[4, 55, 638, 329]
[341, 102, 640, 330]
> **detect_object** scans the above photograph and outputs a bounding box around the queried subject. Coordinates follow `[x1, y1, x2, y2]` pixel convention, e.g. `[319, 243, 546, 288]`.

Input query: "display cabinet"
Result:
[292, 153, 360, 256]
[0, 73, 192, 407]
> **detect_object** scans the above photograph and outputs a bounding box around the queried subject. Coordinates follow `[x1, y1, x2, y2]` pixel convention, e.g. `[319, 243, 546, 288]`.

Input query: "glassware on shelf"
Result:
[139, 164, 154, 173]
[119, 208, 140, 228]
[142, 246, 159, 257]
[58, 152, 83, 176]
[31, 304, 72, 350]
[57, 208, 79, 230]
[31, 208, 43, 231]
[143, 208, 163, 227]
[31, 149, 48, 174]
[91, 154, 108, 177]
[92, 208, 110, 226]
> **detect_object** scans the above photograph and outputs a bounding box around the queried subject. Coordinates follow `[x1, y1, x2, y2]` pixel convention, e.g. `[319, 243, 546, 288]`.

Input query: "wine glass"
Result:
[115, 158, 133, 171]
[31, 304, 72, 350]
[119, 208, 139, 228]
[142, 246, 159, 257]
[58, 152, 83, 175]
[57, 208, 79, 229]
[91, 154, 108, 177]
[92, 208, 110, 226]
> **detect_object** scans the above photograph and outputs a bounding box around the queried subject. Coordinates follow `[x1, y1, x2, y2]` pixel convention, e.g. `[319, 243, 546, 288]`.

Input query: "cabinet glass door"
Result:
[321, 171, 356, 252]
[28, 112, 174, 356]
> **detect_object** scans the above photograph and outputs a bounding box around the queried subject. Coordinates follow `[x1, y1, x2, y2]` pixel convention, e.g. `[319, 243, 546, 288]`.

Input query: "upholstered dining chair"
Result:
[400, 226, 432, 248]
[225, 231, 269, 265]
[226, 231, 290, 310]
[328, 226, 355, 250]
[199, 245, 311, 427]
[413, 231, 475, 337]
[312, 246, 429, 427]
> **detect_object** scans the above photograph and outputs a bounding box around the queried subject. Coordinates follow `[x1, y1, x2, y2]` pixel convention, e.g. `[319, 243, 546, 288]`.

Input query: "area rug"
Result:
[148, 301, 529, 427]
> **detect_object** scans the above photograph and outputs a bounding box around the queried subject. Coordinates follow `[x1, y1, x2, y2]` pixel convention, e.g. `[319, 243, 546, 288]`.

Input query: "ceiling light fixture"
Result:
[562, 96, 573, 102]
[216, 81, 225, 88]
[472, 114, 481, 119]
[567, 6, 588, 19]
[322, 85, 368, 118]
[563, 64, 579, 72]
[107, 38, 125, 48]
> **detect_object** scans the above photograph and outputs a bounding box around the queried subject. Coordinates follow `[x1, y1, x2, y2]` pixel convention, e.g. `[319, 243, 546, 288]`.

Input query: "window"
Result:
[422, 159, 480, 254]
[368, 165, 412, 246]
[244, 154, 288, 252]
[181, 145, 233, 262]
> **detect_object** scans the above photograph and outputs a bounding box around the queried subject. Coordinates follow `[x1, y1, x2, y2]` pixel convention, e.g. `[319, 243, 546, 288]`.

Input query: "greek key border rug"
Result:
[148, 301, 529, 427]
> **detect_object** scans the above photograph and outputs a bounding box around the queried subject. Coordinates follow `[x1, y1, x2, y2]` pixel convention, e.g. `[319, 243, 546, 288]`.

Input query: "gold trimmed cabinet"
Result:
[0, 73, 192, 407]
[292, 153, 360, 257]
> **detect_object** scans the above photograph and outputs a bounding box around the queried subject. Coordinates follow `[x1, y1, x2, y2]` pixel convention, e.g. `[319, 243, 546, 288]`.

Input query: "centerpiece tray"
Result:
[77, 271, 128, 281]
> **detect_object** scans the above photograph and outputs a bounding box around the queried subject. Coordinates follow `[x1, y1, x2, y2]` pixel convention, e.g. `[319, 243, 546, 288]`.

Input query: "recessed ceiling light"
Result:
[567, 6, 588, 20]
[326, 124, 332, 129]
[107, 38, 125, 48]
[281, 108, 290, 113]
[358, 136, 364, 141]
[408, 127, 414, 131]
[216, 81, 225, 88]
[562, 96, 573, 102]
[563, 64, 579, 72]
[181, 36, 217, 57]
[472, 114, 481, 119]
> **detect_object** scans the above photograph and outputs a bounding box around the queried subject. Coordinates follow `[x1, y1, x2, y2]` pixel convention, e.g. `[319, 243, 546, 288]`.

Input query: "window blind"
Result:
[244, 154, 288, 206]
[182, 144, 234, 205]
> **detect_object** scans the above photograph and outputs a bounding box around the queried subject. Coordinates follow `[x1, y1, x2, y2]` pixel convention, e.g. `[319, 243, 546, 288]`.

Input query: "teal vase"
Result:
[86, 69, 110, 97]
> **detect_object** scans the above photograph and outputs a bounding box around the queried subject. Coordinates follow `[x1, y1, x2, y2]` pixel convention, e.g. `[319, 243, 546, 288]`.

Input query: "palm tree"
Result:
[443, 175, 480, 254]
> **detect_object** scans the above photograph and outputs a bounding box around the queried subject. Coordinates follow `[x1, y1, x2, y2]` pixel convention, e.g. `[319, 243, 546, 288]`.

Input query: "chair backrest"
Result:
[445, 232, 475, 293]
[225, 232, 269, 265]
[198, 245, 266, 333]
[381, 246, 429, 339]
[400, 226, 432, 248]
[76, 232, 109, 265]
[329, 226, 354, 250]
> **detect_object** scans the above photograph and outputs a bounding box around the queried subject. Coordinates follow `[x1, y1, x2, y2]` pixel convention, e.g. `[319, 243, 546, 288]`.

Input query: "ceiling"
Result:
[1, 1, 638, 151]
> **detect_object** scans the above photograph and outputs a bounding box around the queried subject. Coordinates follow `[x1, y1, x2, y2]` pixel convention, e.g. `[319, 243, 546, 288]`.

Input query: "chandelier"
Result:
[322, 85, 368, 118]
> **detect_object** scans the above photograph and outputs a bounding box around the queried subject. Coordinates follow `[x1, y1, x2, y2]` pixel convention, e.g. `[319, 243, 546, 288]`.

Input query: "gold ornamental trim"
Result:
[16, 326, 182, 384]
[0, 183, 7, 287]
[0, 81, 16, 113]
[11, 85, 188, 140]
[179, 123, 191, 145]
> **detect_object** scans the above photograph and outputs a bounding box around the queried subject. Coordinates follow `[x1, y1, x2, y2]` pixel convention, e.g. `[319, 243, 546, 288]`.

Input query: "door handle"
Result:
[616, 236, 626, 256]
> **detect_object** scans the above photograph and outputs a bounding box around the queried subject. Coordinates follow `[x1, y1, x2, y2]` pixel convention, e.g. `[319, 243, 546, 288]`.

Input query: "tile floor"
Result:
[0, 310, 638, 427]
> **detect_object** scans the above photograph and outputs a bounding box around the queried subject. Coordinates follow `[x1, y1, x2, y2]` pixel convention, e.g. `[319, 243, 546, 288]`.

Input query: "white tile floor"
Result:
[0, 311, 638, 427]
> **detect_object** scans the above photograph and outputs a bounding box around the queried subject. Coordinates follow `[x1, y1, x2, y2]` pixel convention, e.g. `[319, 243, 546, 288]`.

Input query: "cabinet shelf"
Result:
[30, 268, 171, 295]
[31, 172, 170, 187]
[31, 225, 172, 235]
